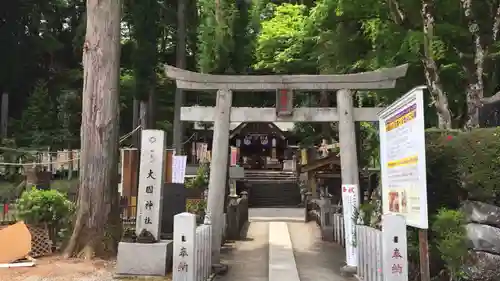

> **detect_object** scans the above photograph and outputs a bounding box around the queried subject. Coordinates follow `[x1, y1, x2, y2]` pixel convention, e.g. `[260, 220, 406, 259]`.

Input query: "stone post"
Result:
[336, 89, 360, 275]
[206, 89, 232, 264]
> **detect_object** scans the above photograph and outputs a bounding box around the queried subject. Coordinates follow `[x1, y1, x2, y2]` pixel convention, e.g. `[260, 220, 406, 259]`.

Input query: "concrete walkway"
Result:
[216, 208, 353, 281]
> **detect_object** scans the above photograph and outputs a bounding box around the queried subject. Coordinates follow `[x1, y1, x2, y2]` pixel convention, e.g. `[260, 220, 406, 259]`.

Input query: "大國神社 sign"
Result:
[136, 130, 166, 240]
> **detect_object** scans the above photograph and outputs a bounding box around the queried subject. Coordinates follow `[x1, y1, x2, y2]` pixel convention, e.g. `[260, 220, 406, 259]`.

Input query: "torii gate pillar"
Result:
[205, 89, 232, 263]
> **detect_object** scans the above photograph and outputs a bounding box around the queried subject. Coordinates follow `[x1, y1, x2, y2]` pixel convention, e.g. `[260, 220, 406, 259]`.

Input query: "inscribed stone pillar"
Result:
[206, 89, 232, 263]
[336, 89, 360, 270]
[136, 130, 166, 241]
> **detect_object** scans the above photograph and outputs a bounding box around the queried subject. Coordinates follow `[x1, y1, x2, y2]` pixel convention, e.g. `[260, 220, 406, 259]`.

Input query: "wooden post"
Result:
[308, 171, 317, 198]
[0, 92, 8, 140]
[206, 89, 232, 264]
[419, 229, 431, 281]
[68, 149, 73, 180]
[337, 89, 360, 272]
[164, 149, 173, 183]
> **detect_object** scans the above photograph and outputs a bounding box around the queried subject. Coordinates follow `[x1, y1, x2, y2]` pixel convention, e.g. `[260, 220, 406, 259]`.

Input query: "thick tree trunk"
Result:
[64, 0, 122, 259]
[421, 0, 453, 129]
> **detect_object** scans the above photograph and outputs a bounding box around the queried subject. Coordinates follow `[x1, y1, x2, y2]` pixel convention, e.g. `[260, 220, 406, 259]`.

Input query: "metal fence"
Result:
[356, 225, 383, 281]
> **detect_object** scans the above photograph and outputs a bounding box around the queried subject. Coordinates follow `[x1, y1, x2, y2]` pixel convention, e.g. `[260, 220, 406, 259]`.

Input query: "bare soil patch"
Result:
[0, 255, 171, 281]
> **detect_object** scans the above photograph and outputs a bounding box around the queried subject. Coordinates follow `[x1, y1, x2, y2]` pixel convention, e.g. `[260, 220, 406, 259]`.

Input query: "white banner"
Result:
[172, 155, 187, 184]
[341, 184, 358, 266]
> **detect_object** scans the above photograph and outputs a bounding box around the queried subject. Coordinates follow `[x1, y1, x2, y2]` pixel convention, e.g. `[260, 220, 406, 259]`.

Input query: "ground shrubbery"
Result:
[426, 127, 500, 207]
[16, 188, 75, 245]
[417, 128, 500, 280]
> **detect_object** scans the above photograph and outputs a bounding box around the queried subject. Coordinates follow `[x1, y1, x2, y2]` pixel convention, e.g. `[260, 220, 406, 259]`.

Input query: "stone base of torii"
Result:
[164, 64, 409, 273]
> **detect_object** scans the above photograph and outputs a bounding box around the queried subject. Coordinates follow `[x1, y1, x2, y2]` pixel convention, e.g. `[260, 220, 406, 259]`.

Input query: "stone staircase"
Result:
[241, 170, 301, 207]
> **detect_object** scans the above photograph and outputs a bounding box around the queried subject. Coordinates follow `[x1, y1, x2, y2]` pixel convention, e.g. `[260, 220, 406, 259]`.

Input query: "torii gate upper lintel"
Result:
[164, 64, 408, 90]
[163, 64, 409, 269]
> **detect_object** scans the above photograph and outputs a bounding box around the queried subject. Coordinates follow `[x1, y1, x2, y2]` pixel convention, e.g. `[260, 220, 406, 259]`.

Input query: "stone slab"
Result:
[162, 184, 186, 235]
[466, 223, 500, 255]
[461, 201, 500, 228]
[268, 222, 300, 281]
[116, 240, 173, 276]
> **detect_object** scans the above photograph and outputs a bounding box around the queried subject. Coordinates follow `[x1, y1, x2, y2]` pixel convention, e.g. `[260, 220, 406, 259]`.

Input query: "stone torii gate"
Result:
[164, 64, 408, 267]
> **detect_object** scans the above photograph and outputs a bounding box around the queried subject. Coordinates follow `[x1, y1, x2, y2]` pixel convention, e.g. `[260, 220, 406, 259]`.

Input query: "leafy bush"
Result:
[186, 199, 207, 214]
[186, 163, 209, 189]
[432, 208, 468, 280]
[450, 128, 500, 204]
[425, 129, 463, 213]
[426, 128, 500, 206]
[16, 188, 75, 240]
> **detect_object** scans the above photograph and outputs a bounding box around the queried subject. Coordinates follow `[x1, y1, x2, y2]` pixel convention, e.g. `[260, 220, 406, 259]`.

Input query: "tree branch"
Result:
[388, 0, 405, 25]
[421, 0, 453, 129]
[493, 3, 500, 41]
[481, 91, 500, 104]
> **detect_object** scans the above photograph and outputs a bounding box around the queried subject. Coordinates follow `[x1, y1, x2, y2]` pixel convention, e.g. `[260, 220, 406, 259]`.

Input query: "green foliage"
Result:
[425, 129, 464, 213]
[426, 128, 500, 206]
[450, 128, 500, 203]
[16, 188, 75, 226]
[358, 201, 376, 225]
[185, 163, 209, 189]
[254, 3, 312, 73]
[432, 208, 468, 280]
[197, 0, 237, 74]
[186, 199, 207, 214]
[13, 80, 57, 148]
[129, 0, 160, 101]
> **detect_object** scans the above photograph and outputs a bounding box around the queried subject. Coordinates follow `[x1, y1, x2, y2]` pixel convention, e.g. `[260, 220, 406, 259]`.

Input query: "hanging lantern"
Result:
[261, 135, 268, 145]
[244, 136, 251, 145]
[272, 138, 277, 148]
[236, 138, 241, 148]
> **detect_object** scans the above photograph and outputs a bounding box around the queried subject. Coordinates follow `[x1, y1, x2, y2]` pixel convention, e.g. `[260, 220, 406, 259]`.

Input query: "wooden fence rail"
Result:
[333, 213, 345, 247]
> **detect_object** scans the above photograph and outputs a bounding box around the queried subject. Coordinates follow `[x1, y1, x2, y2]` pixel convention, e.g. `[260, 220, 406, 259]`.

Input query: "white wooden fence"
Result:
[356, 225, 383, 281]
[333, 213, 345, 247]
[173, 212, 212, 281]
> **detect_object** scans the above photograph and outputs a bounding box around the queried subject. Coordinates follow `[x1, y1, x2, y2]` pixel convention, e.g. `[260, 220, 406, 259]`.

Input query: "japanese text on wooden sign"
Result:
[136, 130, 166, 240]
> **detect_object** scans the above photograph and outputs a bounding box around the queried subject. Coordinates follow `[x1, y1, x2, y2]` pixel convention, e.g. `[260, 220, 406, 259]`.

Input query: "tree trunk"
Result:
[1, 92, 8, 140]
[173, 0, 187, 154]
[421, 0, 453, 129]
[64, 0, 122, 259]
[461, 0, 486, 129]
